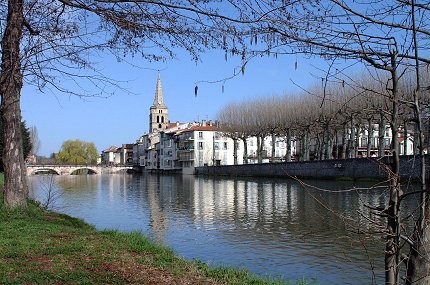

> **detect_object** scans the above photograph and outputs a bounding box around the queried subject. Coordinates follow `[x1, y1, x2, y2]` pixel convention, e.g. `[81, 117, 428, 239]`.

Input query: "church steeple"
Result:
[153, 73, 166, 108]
[149, 74, 169, 133]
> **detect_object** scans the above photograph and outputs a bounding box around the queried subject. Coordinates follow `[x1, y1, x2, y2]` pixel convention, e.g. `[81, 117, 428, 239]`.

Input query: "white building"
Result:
[175, 121, 243, 170]
[246, 136, 293, 163]
[101, 146, 120, 165]
[355, 124, 414, 157]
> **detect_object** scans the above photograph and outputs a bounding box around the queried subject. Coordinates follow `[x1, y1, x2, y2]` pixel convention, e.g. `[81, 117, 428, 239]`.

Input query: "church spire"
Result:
[149, 73, 169, 133]
[153, 73, 165, 107]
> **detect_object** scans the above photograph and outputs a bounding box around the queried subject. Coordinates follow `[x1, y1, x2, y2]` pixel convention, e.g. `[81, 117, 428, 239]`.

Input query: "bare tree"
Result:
[238, 1, 430, 283]
[0, 0, 265, 208]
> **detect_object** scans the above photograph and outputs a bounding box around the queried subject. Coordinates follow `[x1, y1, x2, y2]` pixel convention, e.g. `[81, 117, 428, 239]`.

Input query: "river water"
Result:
[28, 173, 416, 284]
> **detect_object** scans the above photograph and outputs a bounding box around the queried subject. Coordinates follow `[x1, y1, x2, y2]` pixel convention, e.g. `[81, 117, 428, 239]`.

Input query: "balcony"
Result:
[178, 154, 194, 161]
[178, 145, 194, 151]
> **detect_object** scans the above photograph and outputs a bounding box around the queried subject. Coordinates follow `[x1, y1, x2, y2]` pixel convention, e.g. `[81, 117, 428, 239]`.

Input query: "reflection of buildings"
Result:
[183, 176, 387, 238]
[187, 176, 303, 228]
[146, 174, 169, 243]
[103, 174, 169, 243]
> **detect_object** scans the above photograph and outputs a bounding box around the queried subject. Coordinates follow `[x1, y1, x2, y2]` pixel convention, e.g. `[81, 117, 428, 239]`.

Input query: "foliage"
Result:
[56, 139, 98, 164]
[21, 121, 32, 160]
[0, 203, 302, 285]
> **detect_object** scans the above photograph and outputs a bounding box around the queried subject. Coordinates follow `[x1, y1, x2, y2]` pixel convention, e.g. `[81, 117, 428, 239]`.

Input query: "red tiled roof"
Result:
[103, 146, 118, 152]
[184, 125, 219, 132]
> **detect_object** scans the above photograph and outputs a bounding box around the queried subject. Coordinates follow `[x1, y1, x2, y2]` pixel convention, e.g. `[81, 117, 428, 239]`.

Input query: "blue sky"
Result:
[21, 49, 326, 156]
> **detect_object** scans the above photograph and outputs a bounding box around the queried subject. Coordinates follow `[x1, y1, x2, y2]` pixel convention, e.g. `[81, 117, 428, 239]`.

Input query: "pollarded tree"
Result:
[238, 1, 430, 283]
[56, 139, 98, 165]
[217, 100, 257, 165]
[217, 102, 243, 165]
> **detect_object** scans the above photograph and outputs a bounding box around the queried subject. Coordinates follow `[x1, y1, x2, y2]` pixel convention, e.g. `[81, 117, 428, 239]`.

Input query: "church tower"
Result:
[149, 74, 169, 133]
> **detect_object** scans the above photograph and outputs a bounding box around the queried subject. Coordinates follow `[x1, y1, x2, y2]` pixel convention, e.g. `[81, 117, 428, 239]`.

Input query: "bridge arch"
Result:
[69, 167, 99, 175]
[29, 168, 61, 175]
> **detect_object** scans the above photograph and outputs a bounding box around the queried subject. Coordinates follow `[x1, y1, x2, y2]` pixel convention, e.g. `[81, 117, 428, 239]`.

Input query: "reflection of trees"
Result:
[50, 175, 100, 193]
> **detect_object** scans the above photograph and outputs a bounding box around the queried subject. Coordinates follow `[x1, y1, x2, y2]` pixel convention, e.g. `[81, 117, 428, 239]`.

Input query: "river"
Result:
[28, 173, 415, 284]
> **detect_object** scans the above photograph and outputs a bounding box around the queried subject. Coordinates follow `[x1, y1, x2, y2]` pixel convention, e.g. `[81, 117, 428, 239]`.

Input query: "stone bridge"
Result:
[26, 164, 134, 176]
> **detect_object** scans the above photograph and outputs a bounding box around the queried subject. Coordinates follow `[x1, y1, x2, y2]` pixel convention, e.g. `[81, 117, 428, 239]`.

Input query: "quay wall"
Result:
[194, 156, 427, 180]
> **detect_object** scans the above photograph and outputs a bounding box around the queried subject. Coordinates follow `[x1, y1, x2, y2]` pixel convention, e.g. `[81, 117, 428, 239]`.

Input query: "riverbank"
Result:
[195, 155, 425, 180]
[0, 180, 306, 284]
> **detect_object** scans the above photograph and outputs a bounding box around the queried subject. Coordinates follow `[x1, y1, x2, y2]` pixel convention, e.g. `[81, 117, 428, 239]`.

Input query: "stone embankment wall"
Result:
[194, 156, 426, 180]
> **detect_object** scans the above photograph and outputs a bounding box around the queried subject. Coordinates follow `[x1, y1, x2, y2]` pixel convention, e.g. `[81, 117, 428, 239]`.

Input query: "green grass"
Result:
[0, 199, 311, 285]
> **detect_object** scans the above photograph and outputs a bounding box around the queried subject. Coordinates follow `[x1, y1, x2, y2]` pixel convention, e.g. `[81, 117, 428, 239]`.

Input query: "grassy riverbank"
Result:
[0, 179, 309, 284]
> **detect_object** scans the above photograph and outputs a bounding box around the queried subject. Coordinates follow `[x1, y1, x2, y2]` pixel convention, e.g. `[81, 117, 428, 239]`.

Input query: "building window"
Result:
[384, 138, 391, 147]
[198, 142, 203, 150]
[161, 116, 164, 123]
[214, 142, 219, 150]
[223, 142, 228, 150]
[157, 116, 160, 123]
[199, 132, 203, 139]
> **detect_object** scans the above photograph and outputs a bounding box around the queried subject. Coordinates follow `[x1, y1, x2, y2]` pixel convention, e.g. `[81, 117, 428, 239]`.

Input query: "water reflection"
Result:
[29, 174, 415, 285]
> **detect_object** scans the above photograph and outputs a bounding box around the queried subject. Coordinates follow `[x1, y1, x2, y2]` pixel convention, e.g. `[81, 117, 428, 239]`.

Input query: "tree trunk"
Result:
[315, 135, 321, 160]
[325, 127, 331, 160]
[285, 128, 292, 162]
[0, 0, 28, 208]
[303, 127, 310, 161]
[385, 54, 402, 285]
[354, 124, 360, 158]
[403, 121, 408, 156]
[271, 132, 276, 162]
[406, 8, 430, 277]
[242, 137, 248, 164]
[342, 122, 348, 159]
[406, 225, 430, 285]
[367, 119, 373, 158]
[333, 129, 339, 159]
[256, 135, 262, 163]
[233, 138, 238, 165]
[349, 117, 356, 159]
[379, 113, 386, 157]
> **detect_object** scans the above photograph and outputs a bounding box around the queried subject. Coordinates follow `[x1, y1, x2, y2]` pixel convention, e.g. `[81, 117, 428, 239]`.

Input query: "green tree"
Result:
[56, 140, 98, 165]
[21, 121, 31, 160]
